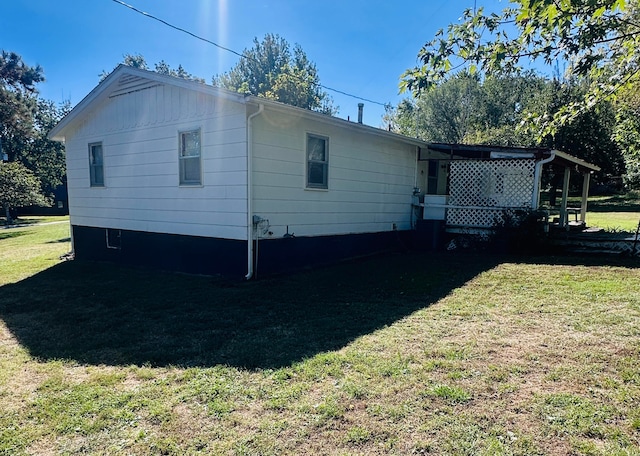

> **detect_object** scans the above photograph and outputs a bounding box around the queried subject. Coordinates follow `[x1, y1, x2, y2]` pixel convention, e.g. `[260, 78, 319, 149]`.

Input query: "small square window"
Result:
[89, 143, 104, 187]
[306, 134, 328, 189]
[179, 129, 201, 185]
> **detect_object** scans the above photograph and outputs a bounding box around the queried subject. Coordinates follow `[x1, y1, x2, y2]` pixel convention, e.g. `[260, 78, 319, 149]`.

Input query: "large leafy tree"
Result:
[401, 0, 639, 135]
[22, 99, 71, 196]
[385, 72, 483, 143]
[0, 51, 43, 161]
[613, 84, 640, 187]
[0, 50, 66, 203]
[0, 162, 47, 224]
[540, 78, 624, 181]
[387, 72, 623, 182]
[213, 34, 336, 114]
[387, 72, 549, 145]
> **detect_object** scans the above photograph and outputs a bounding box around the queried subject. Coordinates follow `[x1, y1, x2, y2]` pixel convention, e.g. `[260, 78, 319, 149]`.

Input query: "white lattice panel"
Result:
[447, 159, 536, 228]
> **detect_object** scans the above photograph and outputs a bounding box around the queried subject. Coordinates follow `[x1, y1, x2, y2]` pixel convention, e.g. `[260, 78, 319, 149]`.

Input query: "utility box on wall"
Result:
[423, 195, 447, 220]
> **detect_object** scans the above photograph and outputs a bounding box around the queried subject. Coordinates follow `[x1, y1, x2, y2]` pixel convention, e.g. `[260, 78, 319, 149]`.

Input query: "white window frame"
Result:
[88, 142, 104, 187]
[179, 129, 202, 186]
[306, 133, 329, 189]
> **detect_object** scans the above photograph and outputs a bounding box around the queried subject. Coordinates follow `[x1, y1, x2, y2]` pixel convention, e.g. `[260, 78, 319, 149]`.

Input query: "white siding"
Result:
[251, 110, 418, 237]
[64, 83, 248, 240]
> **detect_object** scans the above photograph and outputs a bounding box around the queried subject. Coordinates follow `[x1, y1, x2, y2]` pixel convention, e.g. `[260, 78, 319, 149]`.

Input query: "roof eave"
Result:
[48, 65, 247, 142]
[245, 96, 430, 148]
[551, 149, 601, 172]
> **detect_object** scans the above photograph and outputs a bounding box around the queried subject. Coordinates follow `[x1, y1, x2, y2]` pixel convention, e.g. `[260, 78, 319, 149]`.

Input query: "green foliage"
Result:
[388, 71, 551, 145]
[1, 50, 68, 201]
[0, 50, 42, 159]
[388, 72, 625, 182]
[154, 60, 205, 83]
[213, 34, 336, 114]
[100, 54, 205, 83]
[18, 99, 69, 197]
[538, 78, 625, 181]
[401, 1, 639, 136]
[614, 85, 640, 188]
[0, 162, 48, 223]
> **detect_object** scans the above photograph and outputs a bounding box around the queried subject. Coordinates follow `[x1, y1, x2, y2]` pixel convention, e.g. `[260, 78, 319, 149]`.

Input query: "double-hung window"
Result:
[306, 134, 328, 189]
[179, 129, 201, 185]
[89, 142, 104, 187]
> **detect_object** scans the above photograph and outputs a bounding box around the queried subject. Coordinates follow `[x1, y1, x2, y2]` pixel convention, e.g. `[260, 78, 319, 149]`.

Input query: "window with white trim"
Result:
[88, 142, 104, 187]
[306, 134, 328, 189]
[179, 129, 201, 185]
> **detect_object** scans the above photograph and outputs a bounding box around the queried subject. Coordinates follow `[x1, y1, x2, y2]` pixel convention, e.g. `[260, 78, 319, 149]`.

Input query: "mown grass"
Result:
[0, 217, 70, 286]
[586, 211, 640, 233]
[586, 192, 640, 232]
[1, 219, 639, 455]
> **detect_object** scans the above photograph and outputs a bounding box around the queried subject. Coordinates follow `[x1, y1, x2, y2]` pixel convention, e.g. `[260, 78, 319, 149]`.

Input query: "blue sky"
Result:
[2, 0, 509, 126]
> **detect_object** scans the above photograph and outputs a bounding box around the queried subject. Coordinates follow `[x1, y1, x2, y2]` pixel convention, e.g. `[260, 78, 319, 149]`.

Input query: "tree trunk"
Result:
[4, 204, 13, 225]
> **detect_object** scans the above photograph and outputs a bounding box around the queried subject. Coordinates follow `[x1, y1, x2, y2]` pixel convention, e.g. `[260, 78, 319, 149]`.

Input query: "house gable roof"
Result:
[48, 65, 247, 141]
[48, 65, 432, 150]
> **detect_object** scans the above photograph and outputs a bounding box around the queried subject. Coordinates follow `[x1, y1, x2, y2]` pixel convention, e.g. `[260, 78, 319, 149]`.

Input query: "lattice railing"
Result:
[446, 159, 536, 228]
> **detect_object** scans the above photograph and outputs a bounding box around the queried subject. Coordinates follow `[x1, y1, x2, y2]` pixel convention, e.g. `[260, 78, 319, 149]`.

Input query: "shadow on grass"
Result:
[0, 252, 503, 369]
[0, 231, 27, 241]
[0, 218, 40, 227]
[3, 251, 635, 369]
[46, 237, 71, 244]
[587, 195, 640, 213]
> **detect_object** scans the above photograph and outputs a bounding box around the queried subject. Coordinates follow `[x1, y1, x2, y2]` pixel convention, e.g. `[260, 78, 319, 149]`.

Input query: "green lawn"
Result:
[586, 193, 640, 232]
[0, 216, 70, 285]
[1, 218, 639, 455]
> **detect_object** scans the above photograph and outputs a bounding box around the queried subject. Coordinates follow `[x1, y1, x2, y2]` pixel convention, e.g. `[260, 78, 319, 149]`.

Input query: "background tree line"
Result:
[0, 51, 69, 223]
[384, 72, 628, 186]
[396, 0, 640, 189]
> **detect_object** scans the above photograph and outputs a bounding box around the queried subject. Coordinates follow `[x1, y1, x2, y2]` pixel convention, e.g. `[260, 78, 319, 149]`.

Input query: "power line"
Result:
[110, 0, 389, 107]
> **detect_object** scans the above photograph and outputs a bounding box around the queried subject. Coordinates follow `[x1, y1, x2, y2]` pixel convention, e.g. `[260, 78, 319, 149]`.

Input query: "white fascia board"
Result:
[552, 149, 601, 172]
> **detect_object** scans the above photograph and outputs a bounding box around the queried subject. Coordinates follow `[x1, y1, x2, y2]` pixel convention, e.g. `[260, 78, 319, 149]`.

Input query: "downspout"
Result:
[411, 146, 420, 229]
[245, 103, 264, 280]
[531, 150, 555, 209]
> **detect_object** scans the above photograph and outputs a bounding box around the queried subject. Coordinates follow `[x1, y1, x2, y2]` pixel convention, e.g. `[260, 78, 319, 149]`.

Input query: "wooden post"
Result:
[580, 172, 590, 223]
[560, 167, 571, 228]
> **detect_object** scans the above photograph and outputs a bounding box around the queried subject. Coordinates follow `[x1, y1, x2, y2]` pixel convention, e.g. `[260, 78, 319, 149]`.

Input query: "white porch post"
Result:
[560, 167, 571, 228]
[580, 172, 591, 223]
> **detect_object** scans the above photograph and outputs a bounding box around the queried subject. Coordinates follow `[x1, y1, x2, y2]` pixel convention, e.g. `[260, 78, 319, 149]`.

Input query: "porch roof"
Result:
[423, 143, 600, 173]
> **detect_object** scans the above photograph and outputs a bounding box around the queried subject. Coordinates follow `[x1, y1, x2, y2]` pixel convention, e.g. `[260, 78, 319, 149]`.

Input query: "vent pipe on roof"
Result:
[357, 103, 364, 124]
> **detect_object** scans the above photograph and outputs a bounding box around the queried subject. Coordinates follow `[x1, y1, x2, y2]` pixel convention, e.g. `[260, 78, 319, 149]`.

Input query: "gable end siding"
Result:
[64, 83, 249, 240]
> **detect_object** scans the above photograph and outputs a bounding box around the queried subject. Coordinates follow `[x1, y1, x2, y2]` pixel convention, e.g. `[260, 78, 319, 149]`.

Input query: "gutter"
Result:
[532, 150, 556, 209]
[245, 103, 264, 280]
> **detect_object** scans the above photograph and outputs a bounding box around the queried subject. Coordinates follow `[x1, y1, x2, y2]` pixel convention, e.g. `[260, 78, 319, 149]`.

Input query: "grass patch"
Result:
[586, 212, 640, 232]
[1, 221, 640, 454]
[424, 384, 472, 403]
[586, 193, 640, 232]
[0, 217, 70, 285]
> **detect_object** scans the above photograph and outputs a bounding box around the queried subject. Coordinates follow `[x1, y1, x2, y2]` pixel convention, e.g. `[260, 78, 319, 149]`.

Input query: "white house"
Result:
[49, 65, 433, 277]
[49, 66, 600, 277]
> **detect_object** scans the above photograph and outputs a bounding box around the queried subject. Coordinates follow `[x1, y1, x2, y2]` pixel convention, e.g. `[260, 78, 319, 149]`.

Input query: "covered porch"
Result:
[415, 143, 601, 232]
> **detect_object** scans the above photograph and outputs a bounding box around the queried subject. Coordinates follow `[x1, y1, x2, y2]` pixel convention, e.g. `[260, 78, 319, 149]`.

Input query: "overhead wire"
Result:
[110, 0, 389, 107]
